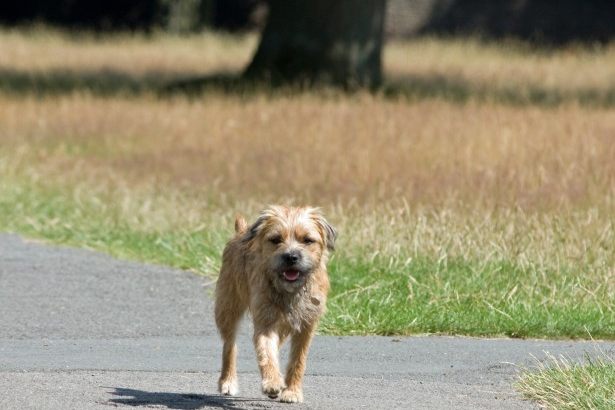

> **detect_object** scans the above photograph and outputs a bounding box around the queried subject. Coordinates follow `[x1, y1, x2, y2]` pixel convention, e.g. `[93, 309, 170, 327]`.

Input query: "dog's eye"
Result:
[268, 236, 282, 245]
[302, 237, 316, 245]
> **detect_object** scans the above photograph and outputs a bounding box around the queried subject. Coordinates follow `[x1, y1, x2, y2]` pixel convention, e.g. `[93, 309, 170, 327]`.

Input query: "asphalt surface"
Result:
[1, 233, 614, 409]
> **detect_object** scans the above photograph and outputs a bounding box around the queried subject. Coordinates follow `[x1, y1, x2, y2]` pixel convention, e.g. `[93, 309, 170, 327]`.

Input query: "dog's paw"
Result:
[261, 378, 285, 399]
[218, 377, 238, 396]
[280, 388, 303, 403]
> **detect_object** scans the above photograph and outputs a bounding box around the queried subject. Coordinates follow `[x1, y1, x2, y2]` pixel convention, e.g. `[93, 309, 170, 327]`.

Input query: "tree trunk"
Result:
[244, 0, 387, 88]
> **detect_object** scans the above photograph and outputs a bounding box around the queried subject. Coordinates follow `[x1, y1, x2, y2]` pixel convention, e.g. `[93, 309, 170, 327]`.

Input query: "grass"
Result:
[2, 27, 615, 105]
[517, 353, 615, 409]
[1, 164, 613, 338]
[2, 94, 614, 207]
[0, 28, 614, 339]
[384, 38, 615, 107]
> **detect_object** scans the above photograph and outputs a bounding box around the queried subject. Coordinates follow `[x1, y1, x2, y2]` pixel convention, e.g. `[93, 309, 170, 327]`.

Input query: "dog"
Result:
[214, 205, 336, 403]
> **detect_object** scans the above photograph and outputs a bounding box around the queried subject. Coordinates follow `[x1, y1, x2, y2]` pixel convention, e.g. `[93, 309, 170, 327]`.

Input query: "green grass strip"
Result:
[1, 179, 613, 338]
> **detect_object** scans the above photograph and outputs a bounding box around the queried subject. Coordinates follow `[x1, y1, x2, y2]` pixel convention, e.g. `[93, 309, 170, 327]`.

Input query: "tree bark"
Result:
[244, 0, 387, 88]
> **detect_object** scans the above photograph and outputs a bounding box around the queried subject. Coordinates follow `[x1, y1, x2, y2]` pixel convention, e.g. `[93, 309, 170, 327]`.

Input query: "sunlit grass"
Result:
[2, 94, 614, 207]
[2, 28, 615, 105]
[3, 27, 615, 90]
[0, 26, 256, 75]
[1, 164, 613, 338]
[385, 37, 615, 91]
[517, 353, 615, 409]
[0, 29, 614, 338]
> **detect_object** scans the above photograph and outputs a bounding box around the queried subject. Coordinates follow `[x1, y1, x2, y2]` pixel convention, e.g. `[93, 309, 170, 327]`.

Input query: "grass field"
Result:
[517, 353, 615, 409]
[0, 28, 614, 339]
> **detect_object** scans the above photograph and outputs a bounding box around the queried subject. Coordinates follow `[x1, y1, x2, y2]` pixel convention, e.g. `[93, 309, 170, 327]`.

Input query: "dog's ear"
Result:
[242, 215, 267, 243]
[313, 213, 337, 252]
[234, 215, 247, 235]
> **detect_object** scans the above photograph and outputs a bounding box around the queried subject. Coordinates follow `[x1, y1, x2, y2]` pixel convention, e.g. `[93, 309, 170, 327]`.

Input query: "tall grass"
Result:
[2, 94, 614, 207]
[517, 353, 615, 409]
[3, 28, 615, 91]
[2, 28, 615, 105]
[1, 147, 613, 337]
[1, 29, 614, 337]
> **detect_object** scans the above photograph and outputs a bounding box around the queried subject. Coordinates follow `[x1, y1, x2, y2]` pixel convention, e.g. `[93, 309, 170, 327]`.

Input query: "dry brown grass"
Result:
[3, 28, 615, 93]
[385, 37, 615, 92]
[2, 93, 614, 208]
[0, 28, 255, 75]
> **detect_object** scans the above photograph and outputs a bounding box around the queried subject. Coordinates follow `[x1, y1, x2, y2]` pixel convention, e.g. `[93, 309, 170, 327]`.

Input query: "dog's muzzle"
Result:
[277, 250, 311, 283]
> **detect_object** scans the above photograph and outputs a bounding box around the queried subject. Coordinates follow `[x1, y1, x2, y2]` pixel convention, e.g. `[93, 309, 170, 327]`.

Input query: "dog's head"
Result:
[241, 205, 336, 293]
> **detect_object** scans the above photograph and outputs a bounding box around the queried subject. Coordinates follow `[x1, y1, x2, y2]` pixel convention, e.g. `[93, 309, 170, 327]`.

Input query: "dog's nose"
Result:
[283, 250, 301, 264]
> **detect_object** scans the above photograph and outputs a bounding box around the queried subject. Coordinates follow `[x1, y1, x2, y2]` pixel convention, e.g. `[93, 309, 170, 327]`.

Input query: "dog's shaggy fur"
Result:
[215, 205, 336, 403]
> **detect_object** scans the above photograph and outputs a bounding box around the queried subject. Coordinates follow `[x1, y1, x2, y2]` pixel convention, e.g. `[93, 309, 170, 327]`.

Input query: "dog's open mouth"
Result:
[282, 270, 301, 282]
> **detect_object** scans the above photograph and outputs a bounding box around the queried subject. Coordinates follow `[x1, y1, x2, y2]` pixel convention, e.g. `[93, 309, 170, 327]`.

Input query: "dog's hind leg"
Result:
[215, 292, 245, 396]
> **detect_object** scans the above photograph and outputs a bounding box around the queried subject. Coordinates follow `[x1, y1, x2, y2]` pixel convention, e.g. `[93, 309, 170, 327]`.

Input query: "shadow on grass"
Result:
[0, 68, 261, 97]
[107, 387, 270, 410]
[383, 74, 615, 108]
[2, 67, 615, 107]
[0, 68, 154, 96]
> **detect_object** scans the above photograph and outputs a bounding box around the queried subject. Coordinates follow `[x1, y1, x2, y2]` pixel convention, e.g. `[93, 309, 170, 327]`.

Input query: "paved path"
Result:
[1, 233, 613, 409]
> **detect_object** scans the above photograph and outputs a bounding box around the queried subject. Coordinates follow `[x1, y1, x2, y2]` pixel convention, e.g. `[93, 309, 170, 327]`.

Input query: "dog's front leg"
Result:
[253, 330, 285, 398]
[280, 322, 316, 403]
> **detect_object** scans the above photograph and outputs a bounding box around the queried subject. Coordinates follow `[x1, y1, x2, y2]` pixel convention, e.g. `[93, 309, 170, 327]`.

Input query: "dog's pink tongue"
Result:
[283, 270, 300, 281]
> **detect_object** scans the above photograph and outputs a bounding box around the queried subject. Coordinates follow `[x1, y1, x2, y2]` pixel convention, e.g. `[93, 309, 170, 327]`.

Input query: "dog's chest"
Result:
[273, 291, 322, 332]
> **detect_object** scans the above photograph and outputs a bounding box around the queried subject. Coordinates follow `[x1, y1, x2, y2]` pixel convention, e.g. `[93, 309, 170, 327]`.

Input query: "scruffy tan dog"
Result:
[215, 205, 336, 403]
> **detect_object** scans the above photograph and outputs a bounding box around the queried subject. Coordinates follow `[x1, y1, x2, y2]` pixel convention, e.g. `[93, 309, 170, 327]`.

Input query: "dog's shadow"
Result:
[106, 387, 270, 409]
